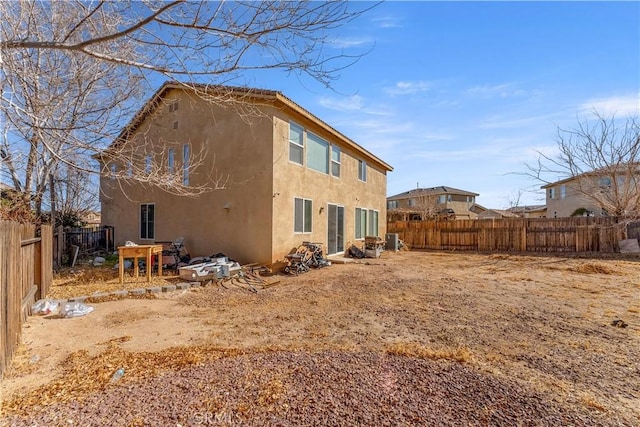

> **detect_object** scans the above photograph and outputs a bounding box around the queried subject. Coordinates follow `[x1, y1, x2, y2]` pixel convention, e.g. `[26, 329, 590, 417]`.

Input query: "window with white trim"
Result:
[331, 146, 341, 177]
[358, 159, 367, 182]
[144, 154, 152, 174]
[307, 132, 329, 174]
[548, 187, 556, 199]
[182, 144, 190, 185]
[289, 122, 304, 165]
[388, 200, 398, 209]
[355, 207, 367, 239]
[168, 149, 175, 174]
[140, 203, 155, 240]
[294, 198, 312, 233]
[560, 184, 566, 199]
[368, 209, 379, 237]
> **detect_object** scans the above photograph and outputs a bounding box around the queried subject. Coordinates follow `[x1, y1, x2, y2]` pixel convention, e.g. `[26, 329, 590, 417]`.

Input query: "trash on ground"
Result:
[110, 367, 125, 383]
[284, 242, 331, 275]
[59, 301, 94, 318]
[611, 319, 628, 328]
[31, 299, 61, 315]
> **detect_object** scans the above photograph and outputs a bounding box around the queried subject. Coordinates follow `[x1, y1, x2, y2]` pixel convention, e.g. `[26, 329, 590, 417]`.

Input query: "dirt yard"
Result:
[2, 250, 639, 426]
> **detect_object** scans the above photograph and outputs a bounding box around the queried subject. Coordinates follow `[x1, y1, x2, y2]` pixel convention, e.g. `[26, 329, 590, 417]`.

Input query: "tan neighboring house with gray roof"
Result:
[542, 166, 640, 218]
[97, 82, 393, 265]
[387, 186, 479, 221]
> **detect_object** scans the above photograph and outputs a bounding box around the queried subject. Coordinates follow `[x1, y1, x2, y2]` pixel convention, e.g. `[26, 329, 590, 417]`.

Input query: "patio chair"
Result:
[157, 237, 185, 273]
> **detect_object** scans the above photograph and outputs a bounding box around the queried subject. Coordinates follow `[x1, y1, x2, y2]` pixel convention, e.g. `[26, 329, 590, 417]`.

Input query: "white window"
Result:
[294, 198, 312, 233]
[467, 196, 475, 203]
[358, 159, 367, 182]
[388, 200, 398, 209]
[140, 203, 155, 240]
[560, 184, 566, 199]
[408, 198, 416, 207]
[437, 195, 446, 204]
[368, 209, 379, 237]
[168, 149, 175, 174]
[289, 122, 304, 165]
[331, 145, 341, 177]
[548, 187, 556, 199]
[183, 144, 190, 185]
[355, 207, 367, 239]
[144, 154, 152, 174]
[307, 132, 329, 174]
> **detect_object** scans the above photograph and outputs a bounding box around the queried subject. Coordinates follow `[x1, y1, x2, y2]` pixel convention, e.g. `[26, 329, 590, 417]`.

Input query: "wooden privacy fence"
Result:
[1, 220, 52, 378]
[387, 217, 625, 253]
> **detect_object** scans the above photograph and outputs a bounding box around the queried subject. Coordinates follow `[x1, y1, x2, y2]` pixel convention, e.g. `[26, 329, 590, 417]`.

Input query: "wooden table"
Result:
[118, 244, 163, 283]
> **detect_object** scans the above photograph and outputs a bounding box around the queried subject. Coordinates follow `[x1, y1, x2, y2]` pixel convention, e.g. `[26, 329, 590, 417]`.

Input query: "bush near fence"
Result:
[0, 220, 52, 379]
[387, 217, 629, 253]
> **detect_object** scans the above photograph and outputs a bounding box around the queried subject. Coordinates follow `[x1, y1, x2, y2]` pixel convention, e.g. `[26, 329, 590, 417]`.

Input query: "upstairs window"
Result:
[388, 200, 399, 209]
[548, 187, 556, 199]
[358, 159, 367, 182]
[289, 122, 304, 165]
[408, 198, 416, 207]
[560, 185, 566, 199]
[169, 100, 179, 112]
[168, 149, 175, 174]
[144, 154, 152, 174]
[437, 195, 446, 204]
[183, 144, 190, 185]
[307, 132, 329, 174]
[331, 146, 341, 177]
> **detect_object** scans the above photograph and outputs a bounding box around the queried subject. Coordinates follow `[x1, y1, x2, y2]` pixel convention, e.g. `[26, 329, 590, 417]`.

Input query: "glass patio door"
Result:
[327, 204, 344, 255]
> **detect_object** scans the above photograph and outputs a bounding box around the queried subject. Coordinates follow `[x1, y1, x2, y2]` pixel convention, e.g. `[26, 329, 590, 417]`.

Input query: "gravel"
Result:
[4, 350, 630, 427]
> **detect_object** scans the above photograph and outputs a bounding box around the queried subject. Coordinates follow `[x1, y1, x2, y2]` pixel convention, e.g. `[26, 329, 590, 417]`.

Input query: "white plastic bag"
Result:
[59, 301, 94, 318]
[31, 299, 60, 315]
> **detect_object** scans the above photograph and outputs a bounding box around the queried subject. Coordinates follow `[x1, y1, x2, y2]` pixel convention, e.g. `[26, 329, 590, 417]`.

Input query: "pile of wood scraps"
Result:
[220, 264, 280, 293]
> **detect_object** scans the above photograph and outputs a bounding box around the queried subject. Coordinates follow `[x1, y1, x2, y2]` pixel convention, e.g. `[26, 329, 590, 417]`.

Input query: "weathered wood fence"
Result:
[387, 217, 627, 253]
[1, 220, 52, 378]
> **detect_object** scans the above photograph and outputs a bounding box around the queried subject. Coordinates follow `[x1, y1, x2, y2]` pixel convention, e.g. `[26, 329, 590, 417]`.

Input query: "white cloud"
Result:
[385, 80, 434, 96]
[578, 93, 640, 116]
[329, 37, 373, 49]
[466, 82, 530, 99]
[371, 15, 402, 29]
[318, 95, 392, 116]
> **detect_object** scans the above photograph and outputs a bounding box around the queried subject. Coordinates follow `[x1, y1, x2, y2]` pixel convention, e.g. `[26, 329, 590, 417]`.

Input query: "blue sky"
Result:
[251, 1, 640, 209]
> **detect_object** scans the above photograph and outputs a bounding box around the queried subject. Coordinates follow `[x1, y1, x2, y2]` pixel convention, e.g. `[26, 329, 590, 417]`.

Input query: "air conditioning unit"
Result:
[385, 233, 399, 251]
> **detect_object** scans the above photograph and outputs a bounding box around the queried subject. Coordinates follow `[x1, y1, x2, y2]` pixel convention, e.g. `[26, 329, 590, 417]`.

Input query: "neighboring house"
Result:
[472, 204, 520, 219]
[82, 211, 101, 226]
[97, 82, 393, 265]
[506, 205, 547, 218]
[387, 186, 479, 221]
[542, 167, 640, 218]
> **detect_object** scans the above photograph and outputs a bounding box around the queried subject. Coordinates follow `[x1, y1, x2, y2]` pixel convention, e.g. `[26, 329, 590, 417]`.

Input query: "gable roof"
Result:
[541, 163, 640, 189]
[388, 186, 479, 200]
[102, 81, 393, 172]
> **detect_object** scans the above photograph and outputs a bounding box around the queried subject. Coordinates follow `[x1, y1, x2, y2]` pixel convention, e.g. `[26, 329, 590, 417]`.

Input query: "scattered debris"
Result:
[59, 301, 94, 318]
[31, 299, 61, 315]
[611, 319, 628, 328]
[283, 242, 330, 275]
[348, 245, 365, 259]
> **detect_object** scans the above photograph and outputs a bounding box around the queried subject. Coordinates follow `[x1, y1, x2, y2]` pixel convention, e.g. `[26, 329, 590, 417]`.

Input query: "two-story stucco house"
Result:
[387, 186, 479, 221]
[97, 82, 393, 265]
[542, 166, 640, 218]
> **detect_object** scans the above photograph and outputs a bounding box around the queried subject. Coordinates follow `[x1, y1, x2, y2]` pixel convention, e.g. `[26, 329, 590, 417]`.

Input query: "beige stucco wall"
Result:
[545, 181, 601, 218]
[101, 89, 274, 264]
[270, 108, 388, 261]
[101, 88, 390, 265]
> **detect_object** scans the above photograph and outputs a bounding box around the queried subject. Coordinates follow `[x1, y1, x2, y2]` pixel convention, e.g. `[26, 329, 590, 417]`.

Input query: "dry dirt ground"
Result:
[2, 250, 639, 426]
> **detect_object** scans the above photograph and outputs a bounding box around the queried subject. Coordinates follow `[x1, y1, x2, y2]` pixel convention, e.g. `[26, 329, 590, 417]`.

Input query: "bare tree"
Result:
[526, 111, 640, 220]
[0, 1, 375, 222]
